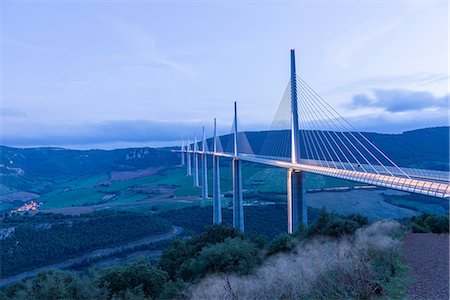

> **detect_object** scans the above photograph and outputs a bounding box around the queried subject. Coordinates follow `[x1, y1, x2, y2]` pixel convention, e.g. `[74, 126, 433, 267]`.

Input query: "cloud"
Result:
[346, 111, 448, 133]
[0, 107, 27, 118]
[0, 119, 234, 148]
[349, 89, 448, 113]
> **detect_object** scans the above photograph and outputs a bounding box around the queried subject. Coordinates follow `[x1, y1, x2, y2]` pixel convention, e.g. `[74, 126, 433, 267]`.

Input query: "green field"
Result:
[8, 160, 444, 217]
[30, 161, 362, 212]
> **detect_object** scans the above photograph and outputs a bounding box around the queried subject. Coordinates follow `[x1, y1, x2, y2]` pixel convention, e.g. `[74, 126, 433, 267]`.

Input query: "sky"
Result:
[0, 0, 448, 149]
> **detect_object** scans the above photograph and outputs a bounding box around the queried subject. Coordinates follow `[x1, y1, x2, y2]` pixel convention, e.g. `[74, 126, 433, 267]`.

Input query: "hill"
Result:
[0, 127, 447, 214]
[212, 126, 449, 171]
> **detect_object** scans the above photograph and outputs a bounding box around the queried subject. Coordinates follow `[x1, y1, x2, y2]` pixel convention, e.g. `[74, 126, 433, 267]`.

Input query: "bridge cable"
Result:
[298, 77, 389, 175]
[298, 77, 410, 179]
[298, 86, 349, 170]
[297, 90, 340, 168]
[298, 81, 368, 173]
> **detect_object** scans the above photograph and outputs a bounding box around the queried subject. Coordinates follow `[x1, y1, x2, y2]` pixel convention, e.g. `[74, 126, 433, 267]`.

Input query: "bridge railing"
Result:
[299, 159, 449, 182]
[179, 147, 450, 198]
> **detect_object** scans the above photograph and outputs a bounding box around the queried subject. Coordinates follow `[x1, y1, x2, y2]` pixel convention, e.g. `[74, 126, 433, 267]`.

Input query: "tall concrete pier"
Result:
[180, 137, 185, 166]
[193, 135, 199, 187]
[287, 49, 307, 234]
[201, 127, 208, 200]
[186, 138, 192, 176]
[212, 118, 222, 224]
[232, 102, 244, 231]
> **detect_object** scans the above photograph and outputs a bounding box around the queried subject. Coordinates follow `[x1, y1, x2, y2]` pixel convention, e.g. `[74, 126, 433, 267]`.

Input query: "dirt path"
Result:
[0, 226, 182, 287]
[402, 233, 449, 300]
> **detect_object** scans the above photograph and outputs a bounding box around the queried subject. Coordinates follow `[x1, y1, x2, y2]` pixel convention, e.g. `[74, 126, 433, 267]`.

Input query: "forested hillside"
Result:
[213, 126, 449, 171]
[0, 146, 178, 195]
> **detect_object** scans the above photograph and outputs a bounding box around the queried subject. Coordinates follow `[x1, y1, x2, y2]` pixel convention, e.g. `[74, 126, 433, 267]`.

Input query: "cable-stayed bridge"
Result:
[178, 49, 449, 234]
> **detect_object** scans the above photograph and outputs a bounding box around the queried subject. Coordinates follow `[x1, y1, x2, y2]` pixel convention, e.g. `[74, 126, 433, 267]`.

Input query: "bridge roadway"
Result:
[182, 150, 450, 199]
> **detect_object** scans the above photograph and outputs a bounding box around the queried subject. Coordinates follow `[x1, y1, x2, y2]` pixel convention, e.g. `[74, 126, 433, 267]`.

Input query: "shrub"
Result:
[0, 270, 102, 300]
[159, 223, 243, 280]
[266, 234, 296, 256]
[321, 219, 360, 237]
[191, 221, 404, 300]
[409, 213, 449, 233]
[347, 214, 369, 227]
[185, 237, 260, 280]
[306, 209, 367, 238]
[95, 258, 169, 299]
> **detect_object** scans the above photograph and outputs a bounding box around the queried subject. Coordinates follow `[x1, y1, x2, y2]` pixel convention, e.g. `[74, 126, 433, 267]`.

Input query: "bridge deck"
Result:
[180, 150, 450, 199]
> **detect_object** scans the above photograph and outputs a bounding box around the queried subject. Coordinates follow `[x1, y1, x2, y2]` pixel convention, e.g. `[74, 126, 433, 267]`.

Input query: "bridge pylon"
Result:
[212, 118, 222, 224]
[288, 49, 307, 234]
[232, 102, 244, 232]
[201, 126, 209, 200]
[186, 138, 192, 176]
[193, 135, 200, 187]
[180, 137, 185, 166]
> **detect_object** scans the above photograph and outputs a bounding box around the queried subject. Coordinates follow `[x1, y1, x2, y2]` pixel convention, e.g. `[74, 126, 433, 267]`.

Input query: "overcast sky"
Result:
[0, 0, 448, 149]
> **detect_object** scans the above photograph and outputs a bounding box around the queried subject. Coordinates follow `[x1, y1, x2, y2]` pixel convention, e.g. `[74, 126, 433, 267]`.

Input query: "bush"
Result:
[266, 234, 296, 256]
[95, 258, 169, 299]
[409, 213, 449, 233]
[0, 270, 102, 300]
[306, 209, 367, 238]
[191, 221, 405, 300]
[187, 237, 260, 279]
[347, 214, 369, 227]
[159, 223, 243, 280]
[159, 280, 189, 300]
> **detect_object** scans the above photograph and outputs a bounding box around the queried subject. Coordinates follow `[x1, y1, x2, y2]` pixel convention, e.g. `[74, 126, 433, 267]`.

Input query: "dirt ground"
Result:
[402, 233, 449, 300]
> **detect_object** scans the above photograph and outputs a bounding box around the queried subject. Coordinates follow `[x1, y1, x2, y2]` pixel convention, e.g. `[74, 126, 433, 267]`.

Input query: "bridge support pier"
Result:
[181, 140, 185, 166]
[201, 127, 208, 200]
[187, 152, 192, 176]
[186, 138, 192, 176]
[212, 118, 222, 224]
[213, 155, 221, 223]
[193, 136, 199, 187]
[287, 49, 307, 234]
[194, 153, 199, 186]
[232, 158, 244, 231]
[201, 154, 208, 200]
[287, 169, 307, 234]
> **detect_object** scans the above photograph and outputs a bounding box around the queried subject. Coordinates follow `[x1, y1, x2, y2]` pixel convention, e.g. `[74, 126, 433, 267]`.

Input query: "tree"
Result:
[188, 237, 260, 279]
[1, 270, 102, 300]
[159, 224, 242, 280]
[266, 234, 296, 256]
[95, 258, 168, 299]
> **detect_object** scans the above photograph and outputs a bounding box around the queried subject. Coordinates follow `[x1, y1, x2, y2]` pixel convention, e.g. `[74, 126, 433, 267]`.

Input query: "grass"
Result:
[110, 201, 198, 214]
[25, 162, 420, 215]
[380, 262, 412, 300]
[40, 188, 106, 209]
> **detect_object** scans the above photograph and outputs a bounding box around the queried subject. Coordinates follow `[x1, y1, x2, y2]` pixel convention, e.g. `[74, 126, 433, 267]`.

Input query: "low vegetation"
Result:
[193, 221, 406, 299]
[2, 210, 414, 299]
[408, 213, 449, 233]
